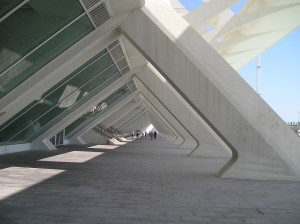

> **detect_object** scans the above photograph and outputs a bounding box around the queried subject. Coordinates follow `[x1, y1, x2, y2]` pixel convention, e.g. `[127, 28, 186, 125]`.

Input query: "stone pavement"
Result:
[0, 137, 299, 224]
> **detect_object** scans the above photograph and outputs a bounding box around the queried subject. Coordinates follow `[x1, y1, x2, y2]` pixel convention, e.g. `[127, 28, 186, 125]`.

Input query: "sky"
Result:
[179, 0, 300, 123]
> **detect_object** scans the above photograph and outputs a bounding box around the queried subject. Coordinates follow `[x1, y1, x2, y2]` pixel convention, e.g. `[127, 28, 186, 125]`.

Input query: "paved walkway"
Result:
[0, 137, 299, 224]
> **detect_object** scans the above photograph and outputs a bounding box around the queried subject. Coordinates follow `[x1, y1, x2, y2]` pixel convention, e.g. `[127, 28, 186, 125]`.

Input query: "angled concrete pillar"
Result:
[120, 0, 300, 180]
[145, 104, 186, 145]
[139, 90, 195, 148]
[184, 0, 237, 25]
[127, 110, 150, 132]
[118, 109, 149, 133]
[144, 106, 176, 142]
[136, 65, 228, 158]
[78, 99, 144, 145]
[0, 30, 121, 125]
[101, 99, 141, 128]
[31, 71, 134, 150]
[114, 107, 145, 131]
[135, 77, 199, 149]
[66, 92, 140, 140]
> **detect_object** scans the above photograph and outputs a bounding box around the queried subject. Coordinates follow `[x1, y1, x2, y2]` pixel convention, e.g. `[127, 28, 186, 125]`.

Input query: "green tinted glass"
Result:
[0, 0, 24, 18]
[0, 49, 123, 145]
[65, 86, 131, 136]
[0, 0, 92, 98]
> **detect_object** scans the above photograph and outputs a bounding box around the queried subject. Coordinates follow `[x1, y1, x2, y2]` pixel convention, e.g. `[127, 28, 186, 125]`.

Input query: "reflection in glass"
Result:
[65, 86, 132, 136]
[0, 0, 93, 98]
[0, 49, 122, 145]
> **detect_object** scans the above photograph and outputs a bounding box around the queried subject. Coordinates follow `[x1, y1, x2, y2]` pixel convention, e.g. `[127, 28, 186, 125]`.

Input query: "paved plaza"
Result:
[0, 138, 299, 224]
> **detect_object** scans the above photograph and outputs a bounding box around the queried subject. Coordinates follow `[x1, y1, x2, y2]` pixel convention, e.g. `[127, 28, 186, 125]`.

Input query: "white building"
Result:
[0, 0, 300, 180]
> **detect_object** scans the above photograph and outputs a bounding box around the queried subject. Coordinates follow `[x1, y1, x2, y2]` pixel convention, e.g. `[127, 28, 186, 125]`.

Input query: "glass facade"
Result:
[65, 85, 132, 136]
[0, 49, 123, 145]
[0, 0, 94, 98]
[0, 1, 132, 146]
[0, 0, 24, 18]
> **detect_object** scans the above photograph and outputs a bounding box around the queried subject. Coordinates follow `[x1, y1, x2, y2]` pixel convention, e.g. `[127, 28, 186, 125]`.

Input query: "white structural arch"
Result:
[0, 0, 299, 180]
[181, 0, 300, 69]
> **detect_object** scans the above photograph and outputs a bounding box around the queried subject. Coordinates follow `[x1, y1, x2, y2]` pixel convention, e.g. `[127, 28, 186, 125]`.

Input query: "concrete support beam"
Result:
[68, 100, 142, 145]
[144, 106, 176, 142]
[136, 65, 227, 157]
[120, 0, 300, 180]
[101, 99, 141, 128]
[127, 111, 150, 132]
[146, 112, 172, 141]
[80, 130, 108, 145]
[138, 87, 195, 148]
[114, 107, 145, 131]
[31, 71, 133, 150]
[66, 92, 139, 139]
[0, 29, 122, 125]
[118, 109, 149, 133]
[137, 81, 197, 148]
[184, 0, 238, 30]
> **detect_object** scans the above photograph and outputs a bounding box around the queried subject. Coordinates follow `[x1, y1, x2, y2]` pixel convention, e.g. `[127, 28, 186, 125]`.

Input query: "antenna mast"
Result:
[256, 55, 262, 95]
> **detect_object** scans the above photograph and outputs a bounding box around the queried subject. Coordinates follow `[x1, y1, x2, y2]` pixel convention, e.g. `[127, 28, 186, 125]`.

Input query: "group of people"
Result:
[131, 130, 157, 140]
[148, 131, 157, 140]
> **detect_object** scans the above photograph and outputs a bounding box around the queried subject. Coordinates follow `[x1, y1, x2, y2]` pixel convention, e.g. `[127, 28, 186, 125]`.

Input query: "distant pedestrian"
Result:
[154, 131, 157, 139]
[131, 132, 134, 138]
[150, 131, 153, 140]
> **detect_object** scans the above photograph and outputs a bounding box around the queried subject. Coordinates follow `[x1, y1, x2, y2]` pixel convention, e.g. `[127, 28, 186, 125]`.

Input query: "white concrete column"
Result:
[135, 78, 198, 149]
[0, 29, 122, 125]
[115, 107, 146, 132]
[136, 65, 227, 157]
[140, 94, 186, 145]
[120, 0, 300, 180]
[31, 71, 134, 150]
[184, 0, 238, 29]
[101, 100, 141, 128]
[145, 105, 178, 143]
[66, 92, 140, 139]
[118, 109, 149, 133]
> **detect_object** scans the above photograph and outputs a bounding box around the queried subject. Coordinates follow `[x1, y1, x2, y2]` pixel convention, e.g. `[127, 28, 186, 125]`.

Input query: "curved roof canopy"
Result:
[174, 0, 300, 69]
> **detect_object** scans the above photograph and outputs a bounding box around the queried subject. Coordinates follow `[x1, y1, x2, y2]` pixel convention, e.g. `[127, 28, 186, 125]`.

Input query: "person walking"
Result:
[154, 131, 157, 140]
[150, 131, 153, 140]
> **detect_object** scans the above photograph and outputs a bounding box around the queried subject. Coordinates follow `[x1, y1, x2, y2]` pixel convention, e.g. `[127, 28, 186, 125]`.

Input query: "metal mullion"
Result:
[97, 87, 129, 115]
[0, 51, 111, 132]
[3, 65, 119, 145]
[0, 0, 29, 23]
[72, 89, 131, 136]
[108, 39, 131, 70]
[18, 69, 122, 144]
[79, 0, 106, 29]
[0, 12, 88, 78]
[107, 43, 125, 76]
[126, 81, 137, 94]
[122, 110, 146, 130]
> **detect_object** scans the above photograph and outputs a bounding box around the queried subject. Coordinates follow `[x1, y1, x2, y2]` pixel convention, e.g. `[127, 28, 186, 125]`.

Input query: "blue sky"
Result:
[179, 0, 300, 122]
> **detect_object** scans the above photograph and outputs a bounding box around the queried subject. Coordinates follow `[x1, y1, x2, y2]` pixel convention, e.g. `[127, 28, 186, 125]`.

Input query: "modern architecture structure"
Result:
[1, 0, 300, 180]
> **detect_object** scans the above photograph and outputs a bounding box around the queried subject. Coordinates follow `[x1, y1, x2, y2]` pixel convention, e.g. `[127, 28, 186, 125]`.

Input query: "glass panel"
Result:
[65, 117, 87, 135]
[0, 0, 24, 18]
[0, 15, 94, 98]
[0, 49, 123, 145]
[0, 0, 84, 72]
[55, 130, 64, 145]
[65, 86, 131, 136]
